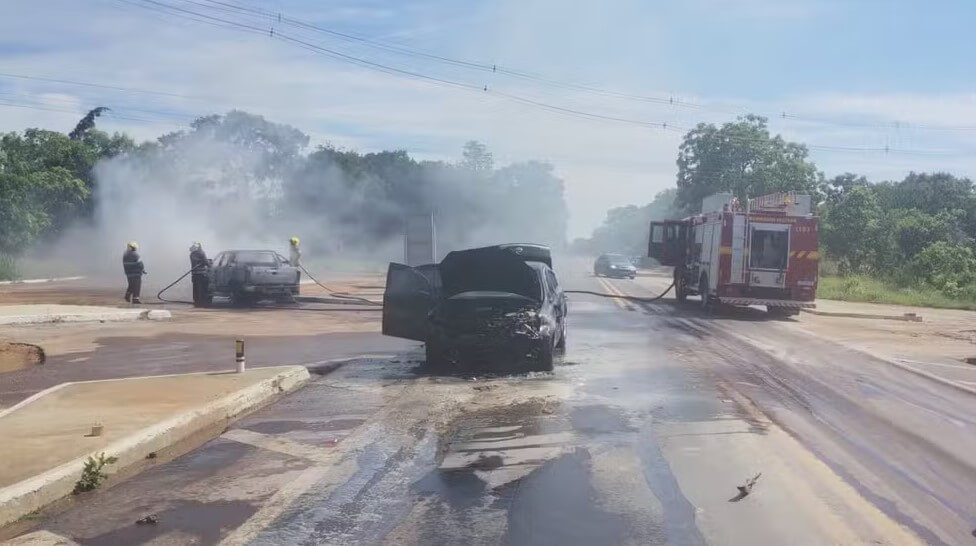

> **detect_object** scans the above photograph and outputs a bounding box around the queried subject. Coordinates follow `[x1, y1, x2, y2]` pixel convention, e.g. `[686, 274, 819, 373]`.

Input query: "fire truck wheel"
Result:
[674, 274, 687, 302]
[699, 274, 711, 310]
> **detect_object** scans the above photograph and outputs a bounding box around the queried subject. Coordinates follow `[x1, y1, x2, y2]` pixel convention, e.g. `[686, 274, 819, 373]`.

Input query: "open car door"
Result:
[648, 220, 687, 266]
[382, 263, 436, 341]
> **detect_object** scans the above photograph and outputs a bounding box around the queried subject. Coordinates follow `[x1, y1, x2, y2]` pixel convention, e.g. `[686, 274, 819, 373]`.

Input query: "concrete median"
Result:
[0, 305, 171, 325]
[0, 365, 310, 528]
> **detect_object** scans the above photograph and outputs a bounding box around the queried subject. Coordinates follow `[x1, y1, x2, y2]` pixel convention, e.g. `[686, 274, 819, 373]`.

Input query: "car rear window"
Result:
[233, 251, 276, 266]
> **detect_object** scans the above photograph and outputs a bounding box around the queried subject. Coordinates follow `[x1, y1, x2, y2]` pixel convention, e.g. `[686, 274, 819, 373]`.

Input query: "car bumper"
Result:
[435, 330, 544, 365]
[717, 297, 815, 309]
[241, 284, 299, 295]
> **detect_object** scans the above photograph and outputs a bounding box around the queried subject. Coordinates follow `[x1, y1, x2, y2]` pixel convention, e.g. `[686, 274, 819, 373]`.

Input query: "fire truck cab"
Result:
[649, 192, 818, 315]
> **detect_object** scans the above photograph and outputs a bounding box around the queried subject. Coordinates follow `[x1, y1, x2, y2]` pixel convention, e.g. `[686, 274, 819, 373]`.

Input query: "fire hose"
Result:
[564, 281, 674, 303]
[156, 268, 195, 305]
[297, 264, 381, 306]
[155, 265, 381, 308]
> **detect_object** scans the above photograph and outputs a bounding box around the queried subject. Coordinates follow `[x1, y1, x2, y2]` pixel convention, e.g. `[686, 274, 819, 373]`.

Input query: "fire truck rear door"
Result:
[747, 222, 790, 288]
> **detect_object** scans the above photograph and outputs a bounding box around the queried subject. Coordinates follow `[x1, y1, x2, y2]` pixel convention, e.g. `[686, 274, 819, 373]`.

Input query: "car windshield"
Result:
[606, 255, 631, 265]
[233, 251, 277, 266]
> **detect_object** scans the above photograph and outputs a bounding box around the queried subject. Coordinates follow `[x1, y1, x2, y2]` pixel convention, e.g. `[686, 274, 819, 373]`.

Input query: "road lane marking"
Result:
[597, 277, 633, 311]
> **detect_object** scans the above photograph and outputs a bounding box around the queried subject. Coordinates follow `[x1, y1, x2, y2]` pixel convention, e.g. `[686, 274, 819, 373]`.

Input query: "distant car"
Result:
[382, 244, 567, 372]
[593, 253, 637, 279]
[208, 250, 300, 305]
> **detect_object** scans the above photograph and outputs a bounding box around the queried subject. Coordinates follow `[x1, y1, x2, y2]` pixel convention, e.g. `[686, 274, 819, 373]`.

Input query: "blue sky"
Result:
[2, 0, 974, 236]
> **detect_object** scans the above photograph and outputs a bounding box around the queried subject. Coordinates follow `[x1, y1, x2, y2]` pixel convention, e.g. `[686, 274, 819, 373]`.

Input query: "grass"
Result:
[0, 254, 18, 281]
[819, 275, 976, 311]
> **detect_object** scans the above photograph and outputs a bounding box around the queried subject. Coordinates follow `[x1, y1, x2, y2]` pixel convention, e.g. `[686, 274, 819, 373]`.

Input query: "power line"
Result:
[109, 0, 965, 157]
[0, 70, 205, 101]
[181, 0, 976, 133]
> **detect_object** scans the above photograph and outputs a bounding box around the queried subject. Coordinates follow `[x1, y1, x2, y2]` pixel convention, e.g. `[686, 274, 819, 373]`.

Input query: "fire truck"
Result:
[648, 191, 819, 316]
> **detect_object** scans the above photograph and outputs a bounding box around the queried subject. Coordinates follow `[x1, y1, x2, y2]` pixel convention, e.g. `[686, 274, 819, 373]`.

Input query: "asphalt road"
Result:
[11, 266, 976, 545]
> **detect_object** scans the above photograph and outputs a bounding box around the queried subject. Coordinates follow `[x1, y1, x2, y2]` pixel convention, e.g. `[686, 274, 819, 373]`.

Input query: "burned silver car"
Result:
[208, 250, 300, 305]
[382, 244, 567, 372]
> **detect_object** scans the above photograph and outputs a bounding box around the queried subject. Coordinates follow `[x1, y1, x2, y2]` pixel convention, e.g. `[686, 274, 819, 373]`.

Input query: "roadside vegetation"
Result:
[818, 275, 976, 310]
[73, 453, 118, 494]
[0, 254, 18, 281]
[0, 110, 568, 274]
[580, 115, 976, 309]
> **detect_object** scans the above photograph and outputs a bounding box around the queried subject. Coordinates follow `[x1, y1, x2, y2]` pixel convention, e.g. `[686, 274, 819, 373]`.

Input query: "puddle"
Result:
[569, 405, 635, 436]
[77, 499, 256, 545]
[493, 449, 633, 546]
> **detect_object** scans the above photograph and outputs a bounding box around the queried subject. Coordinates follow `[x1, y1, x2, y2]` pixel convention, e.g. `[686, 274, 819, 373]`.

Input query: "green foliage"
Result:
[820, 185, 882, 274]
[0, 254, 18, 281]
[903, 242, 976, 297]
[0, 124, 132, 255]
[818, 170, 976, 302]
[675, 115, 822, 212]
[73, 453, 118, 494]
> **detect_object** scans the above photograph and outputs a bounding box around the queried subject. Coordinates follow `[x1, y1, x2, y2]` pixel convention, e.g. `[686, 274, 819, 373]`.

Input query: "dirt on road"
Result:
[0, 342, 44, 374]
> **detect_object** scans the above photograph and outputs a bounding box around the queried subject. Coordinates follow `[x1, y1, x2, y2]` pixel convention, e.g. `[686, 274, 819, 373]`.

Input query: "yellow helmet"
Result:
[127, 241, 138, 250]
[289, 236, 300, 246]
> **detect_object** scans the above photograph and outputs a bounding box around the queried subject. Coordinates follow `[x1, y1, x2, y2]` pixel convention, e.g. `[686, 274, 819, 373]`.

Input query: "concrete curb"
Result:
[0, 276, 85, 286]
[0, 365, 310, 528]
[800, 308, 923, 322]
[0, 308, 171, 326]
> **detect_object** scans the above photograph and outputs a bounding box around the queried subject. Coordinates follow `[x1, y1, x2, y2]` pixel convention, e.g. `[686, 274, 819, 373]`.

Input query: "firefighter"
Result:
[289, 236, 302, 267]
[189, 242, 211, 307]
[122, 241, 145, 304]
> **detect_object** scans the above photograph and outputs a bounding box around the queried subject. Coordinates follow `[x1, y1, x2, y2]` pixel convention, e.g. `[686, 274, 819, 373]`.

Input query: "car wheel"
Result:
[533, 337, 554, 372]
[230, 291, 253, 307]
[555, 324, 566, 351]
[425, 339, 448, 372]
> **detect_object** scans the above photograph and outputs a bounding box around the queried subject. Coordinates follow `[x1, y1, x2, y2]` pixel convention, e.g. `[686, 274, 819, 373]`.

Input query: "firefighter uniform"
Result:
[189, 243, 210, 307]
[289, 237, 302, 267]
[122, 243, 145, 304]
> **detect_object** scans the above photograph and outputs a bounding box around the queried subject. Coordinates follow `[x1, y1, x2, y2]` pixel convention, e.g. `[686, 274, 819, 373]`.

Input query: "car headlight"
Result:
[610, 265, 617, 269]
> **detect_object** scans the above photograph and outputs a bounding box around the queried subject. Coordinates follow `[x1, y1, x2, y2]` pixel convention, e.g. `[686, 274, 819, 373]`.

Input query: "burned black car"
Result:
[382, 244, 567, 372]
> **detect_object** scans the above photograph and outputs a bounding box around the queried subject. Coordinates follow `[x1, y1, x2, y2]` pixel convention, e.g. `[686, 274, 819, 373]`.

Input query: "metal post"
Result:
[235, 338, 245, 373]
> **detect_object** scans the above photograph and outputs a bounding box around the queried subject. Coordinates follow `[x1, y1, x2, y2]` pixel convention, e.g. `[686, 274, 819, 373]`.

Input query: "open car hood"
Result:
[438, 246, 541, 301]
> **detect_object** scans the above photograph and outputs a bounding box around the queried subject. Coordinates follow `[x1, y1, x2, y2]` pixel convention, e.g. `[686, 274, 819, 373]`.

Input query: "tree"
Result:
[589, 189, 679, 255]
[820, 185, 881, 273]
[675, 115, 821, 212]
[69, 107, 110, 140]
[905, 241, 976, 296]
[460, 140, 493, 172]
